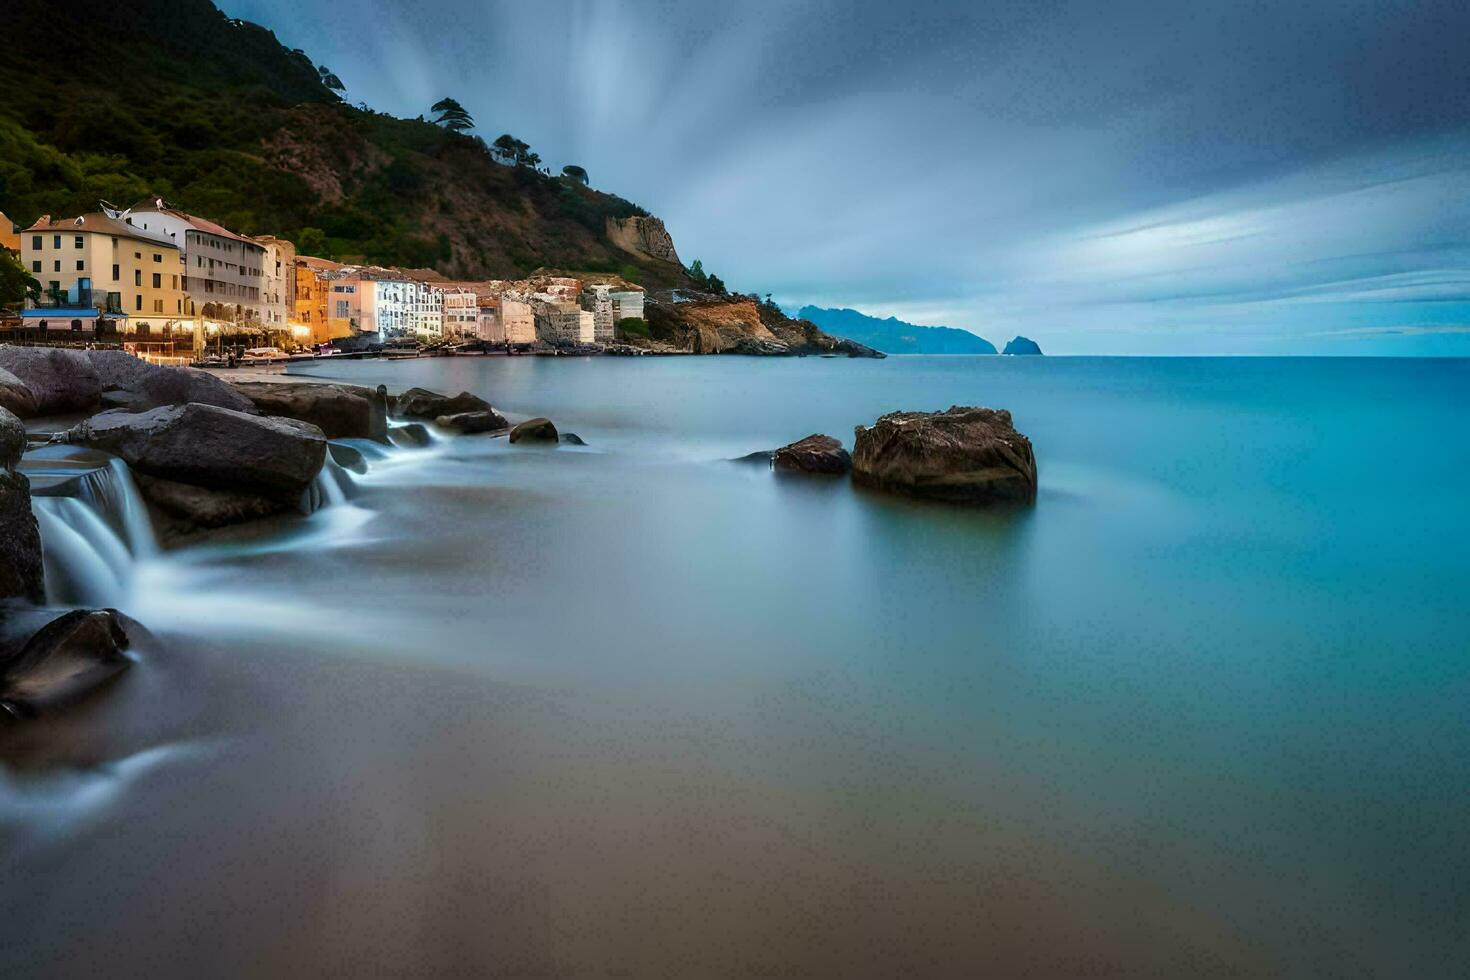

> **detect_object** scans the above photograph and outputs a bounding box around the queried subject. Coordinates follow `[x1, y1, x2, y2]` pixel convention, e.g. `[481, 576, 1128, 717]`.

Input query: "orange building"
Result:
[0, 211, 20, 253]
[294, 255, 343, 343]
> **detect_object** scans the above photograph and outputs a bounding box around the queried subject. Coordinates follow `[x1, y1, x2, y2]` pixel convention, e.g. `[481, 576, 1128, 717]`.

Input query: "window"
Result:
[31, 261, 39, 273]
[153, 253, 162, 263]
[31, 236, 41, 251]
[171, 275, 178, 289]
[135, 270, 142, 286]
[152, 273, 161, 289]
[49, 281, 59, 294]
[135, 295, 142, 311]
[71, 319, 82, 333]
[74, 236, 83, 249]
[177, 299, 182, 313]
[134, 252, 141, 260]
[53, 235, 60, 249]
[53, 260, 60, 272]
[76, 260, 85, 271]
[153, 299, 163, 313]
[112, 264, 120, 280]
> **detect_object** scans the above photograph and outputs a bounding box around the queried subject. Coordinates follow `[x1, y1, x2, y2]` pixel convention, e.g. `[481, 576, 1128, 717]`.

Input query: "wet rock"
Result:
[435, 409, 508, 435]
[85, 350, 255, 414]
[559, 432, 587, 446]
[773, 433, 851, 475]
[0, 471, 44, 603]
[62, 403, 327, 501]
[0, 346, 101, 415]
[388, 423, 432, 449]
[231, 381, 388, 441]
[0, 609, 130, 718]
[0, 366, 38, 419]
[136, 474, 291, 535]
[0, 404, 24, 470]
[393, 387, 491, 421]
[508, 417, 558, 444]
[852, 406, 1037, 506]
[328, 442, 368, 474]
[731, 450, 775, 466]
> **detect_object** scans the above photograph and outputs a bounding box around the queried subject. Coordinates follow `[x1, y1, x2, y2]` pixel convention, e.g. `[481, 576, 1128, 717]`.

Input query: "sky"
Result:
[225, 0, 1470, 354]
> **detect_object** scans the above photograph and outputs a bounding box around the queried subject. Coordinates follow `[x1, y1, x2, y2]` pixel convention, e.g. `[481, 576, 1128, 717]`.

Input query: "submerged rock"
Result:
[731, 450, 775, 466]
[231, 381, 388, 441]
[85, 350, 255, 414]
[508, 417, 558, 444]
[435, 409, 508, 435]
[559, 432, 587, 446]
[774, 434, 851, 475]
[0, 609, 130, 719]
[0, 366, 38, 419]
[388, 423, 432, 449]
[394, 387, 492, 421]
[852, 406, 1037, 506]
[328, 442, 369, 474]
[62, 403, 327, 500]
[1002, 336, 1043, 356]
[0, 346, 101, 415]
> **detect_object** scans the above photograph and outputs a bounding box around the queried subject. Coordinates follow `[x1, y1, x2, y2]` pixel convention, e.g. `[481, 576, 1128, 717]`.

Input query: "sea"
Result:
[3, 354, 1468, 976]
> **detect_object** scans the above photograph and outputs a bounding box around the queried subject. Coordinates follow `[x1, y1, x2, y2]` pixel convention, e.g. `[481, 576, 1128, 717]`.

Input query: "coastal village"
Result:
[0, 198, 647, 363]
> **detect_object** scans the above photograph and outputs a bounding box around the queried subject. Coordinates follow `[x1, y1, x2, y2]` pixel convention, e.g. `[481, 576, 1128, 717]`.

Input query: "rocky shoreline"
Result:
[2, 345, 1032, 724]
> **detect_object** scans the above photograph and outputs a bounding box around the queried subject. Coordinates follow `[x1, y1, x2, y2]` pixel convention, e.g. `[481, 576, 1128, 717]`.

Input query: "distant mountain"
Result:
[1002, 336, 1043, 355]
[797, 307, 996, 354]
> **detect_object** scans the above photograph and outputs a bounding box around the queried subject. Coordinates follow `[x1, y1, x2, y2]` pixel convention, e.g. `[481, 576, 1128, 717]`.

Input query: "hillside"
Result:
[797, 307, 997, 354]
[0, 0, 688, 287]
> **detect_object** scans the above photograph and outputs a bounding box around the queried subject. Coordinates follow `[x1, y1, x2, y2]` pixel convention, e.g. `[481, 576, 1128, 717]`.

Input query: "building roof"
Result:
[128, 197, 261, 248]
[297, 255, 344, 271]
[24, 212, 179, 250]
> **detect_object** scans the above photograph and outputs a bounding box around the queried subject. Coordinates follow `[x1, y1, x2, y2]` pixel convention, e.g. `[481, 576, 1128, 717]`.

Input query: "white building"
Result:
[499, 296, 536, 345]
[581, 284, 615, 344]
[326, 274, 444, 340]
[123, 198, 267, 324]
[252, 235, 296, 332]
[534, 300, 595, 346]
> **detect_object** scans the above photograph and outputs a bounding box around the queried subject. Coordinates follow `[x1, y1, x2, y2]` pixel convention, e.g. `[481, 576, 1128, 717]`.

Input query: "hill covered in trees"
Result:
[797, 307, 997, 354]
[0, 0, 688, 287]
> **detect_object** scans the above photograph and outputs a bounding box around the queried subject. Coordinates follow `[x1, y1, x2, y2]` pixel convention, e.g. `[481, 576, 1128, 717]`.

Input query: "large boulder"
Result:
[0, 609, 130, 718]
[0, 346, 101, 415]
[85, 350, 256, 414]
[508, 417, 558, 444]
[0, 404, 24, 470]
[231, 381, 388, 441]
[0, 474, 45, 603]
[62, 403, 327, 500]
[435, 409, 508, 435]
[137, 474, 293, 534]
[774, 434, 851, 475]
[852, 406, 1037, 505]
[394, 387, 492, 421]
[0, 366, 38, 419]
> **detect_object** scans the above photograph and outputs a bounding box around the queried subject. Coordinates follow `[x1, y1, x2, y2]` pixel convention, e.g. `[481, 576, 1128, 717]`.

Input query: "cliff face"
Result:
[606, 217, 682, 267]
[645, 298, 883, 357]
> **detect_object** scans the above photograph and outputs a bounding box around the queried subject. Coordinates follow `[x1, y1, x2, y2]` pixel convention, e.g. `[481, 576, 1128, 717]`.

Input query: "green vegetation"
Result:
[686, 259, 728, 295]
[0, 0, 690, 287]
[0, 250, 42, 311]
[615, 317, 649, 339]
[561, 165, 589, 185]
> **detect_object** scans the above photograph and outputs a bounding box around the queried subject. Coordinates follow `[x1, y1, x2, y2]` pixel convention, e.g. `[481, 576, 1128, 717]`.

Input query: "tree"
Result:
[295, 226, 330, 258]
[0, 250, 41, 310]
[317, 65, 346, 93]
[561, 164, 589, 185]
[431, 97, 474, 132]
[706, 273, 727, 296]
[687, 259, 709, 290]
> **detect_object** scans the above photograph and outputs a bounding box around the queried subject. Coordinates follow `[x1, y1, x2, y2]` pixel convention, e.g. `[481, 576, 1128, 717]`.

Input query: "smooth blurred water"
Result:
[3, 355, 1467, 976]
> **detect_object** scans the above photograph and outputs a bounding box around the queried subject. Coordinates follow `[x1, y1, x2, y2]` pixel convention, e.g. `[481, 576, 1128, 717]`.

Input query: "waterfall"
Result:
[302, 457, 355, 513]
[32, 497, 132, 607]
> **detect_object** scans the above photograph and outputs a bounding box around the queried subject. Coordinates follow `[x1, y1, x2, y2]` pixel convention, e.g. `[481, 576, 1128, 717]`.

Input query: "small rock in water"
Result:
[328, 442, 369, 474]
[773, 433, 851, 475]
[559, 432, 587, 446]
[436, 410, 509, 435]
[508, 417, 558, 444]
[731, 450, 775, 467]
[0, 609, 131, 719]
[388, 423, 433, 449]
[852, 406, 1037, 505]
[394, 387, 492, 421]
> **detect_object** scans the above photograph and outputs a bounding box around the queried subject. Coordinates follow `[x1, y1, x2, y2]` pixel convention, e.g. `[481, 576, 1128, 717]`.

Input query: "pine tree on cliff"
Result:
[431, 97, 474, 132]
[562, 165, 589, 185]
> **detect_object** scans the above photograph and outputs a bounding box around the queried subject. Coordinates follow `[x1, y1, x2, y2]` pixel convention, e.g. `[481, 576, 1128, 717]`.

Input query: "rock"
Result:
[559, 432, 587, 446]
[731, 450, 775, 466]
[0, 346, 101, 415]
[62, 403, 327, 501]
[0, 366, 38, 418]
[328, 442, 368, 474]
[852, 406, 1038, 506]
[1002, 336, 1043, 356]
[393, 387, 492, 421]
[0, 609, 130, 718]
[84, 350, 256, 414]
[231, 381, 388, 441]
[435, 409, 508, 435]
[0, 470, 45, 602]
[773, 434, 851, 474]
[388, 423, 432, 449]
[136, 474, 291, 534]
[0, 404, 25, 470]
[508, 417, 558, 444]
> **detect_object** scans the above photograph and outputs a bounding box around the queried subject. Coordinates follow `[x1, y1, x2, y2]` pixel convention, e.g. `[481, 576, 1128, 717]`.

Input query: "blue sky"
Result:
[225, 0, 1470, 353]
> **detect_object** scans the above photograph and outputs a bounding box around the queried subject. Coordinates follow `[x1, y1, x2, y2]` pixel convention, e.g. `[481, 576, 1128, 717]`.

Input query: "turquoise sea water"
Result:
[4, 355, 1468, 975]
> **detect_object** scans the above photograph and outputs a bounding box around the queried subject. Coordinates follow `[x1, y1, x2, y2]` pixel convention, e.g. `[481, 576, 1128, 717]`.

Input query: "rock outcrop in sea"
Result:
[509, 417, 559, 444]
[774, 434, 852, 474]
[231, 380, 388, 441]
[852, 406, 1038, 505]
[1002, 336, 1044, 356]
[393, 388, 495, 421]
